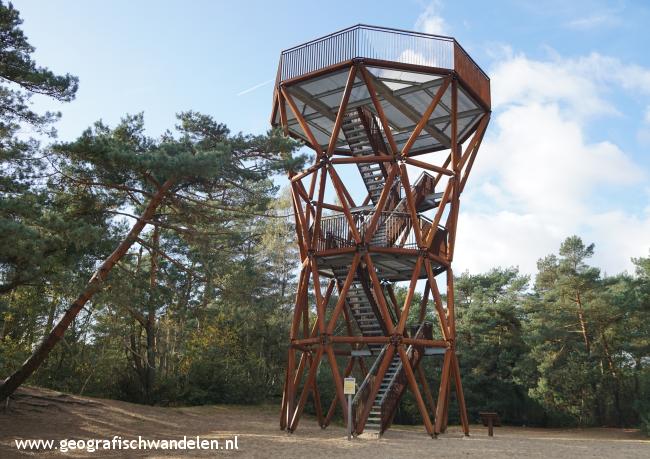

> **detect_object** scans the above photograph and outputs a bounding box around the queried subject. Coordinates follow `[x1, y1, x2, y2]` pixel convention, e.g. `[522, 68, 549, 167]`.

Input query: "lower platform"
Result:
[316, 249, 446, 282]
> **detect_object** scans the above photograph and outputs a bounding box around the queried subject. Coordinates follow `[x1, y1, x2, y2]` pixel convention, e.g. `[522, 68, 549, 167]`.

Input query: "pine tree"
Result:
[0, 0, 82, 294]
[0, 111, 301, 400]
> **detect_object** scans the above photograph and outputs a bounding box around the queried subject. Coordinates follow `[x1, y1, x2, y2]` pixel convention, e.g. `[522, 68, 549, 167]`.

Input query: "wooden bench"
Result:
[479, 412, 500, 437]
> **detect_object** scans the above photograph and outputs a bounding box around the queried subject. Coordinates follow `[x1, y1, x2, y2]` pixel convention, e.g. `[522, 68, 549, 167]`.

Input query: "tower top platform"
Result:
[271, 25, 490, 157]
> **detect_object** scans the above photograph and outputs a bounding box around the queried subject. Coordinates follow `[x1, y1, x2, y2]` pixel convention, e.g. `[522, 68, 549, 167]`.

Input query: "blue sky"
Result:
[14, 0, 650, 275]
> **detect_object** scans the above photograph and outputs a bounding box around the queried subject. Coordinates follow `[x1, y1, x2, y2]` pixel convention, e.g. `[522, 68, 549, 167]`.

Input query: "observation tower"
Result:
[270, 25, 490, 437]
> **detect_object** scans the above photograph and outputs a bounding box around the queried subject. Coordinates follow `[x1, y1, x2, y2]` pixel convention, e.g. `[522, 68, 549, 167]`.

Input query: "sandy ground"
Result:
[0, 387, 648, 458]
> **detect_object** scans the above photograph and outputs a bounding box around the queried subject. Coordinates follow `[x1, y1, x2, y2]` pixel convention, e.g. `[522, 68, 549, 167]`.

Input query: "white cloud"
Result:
[453, 52, 650, 276]
[585, 210, 650, 274]
[415, 1, 448, 36]
[565, 14, 621, 30]
[640, 107, 650, 144]
[455, 211, 561, 275]
[490, 53, 617, 120]
[569, 53, 650, 95]
[475, 103, 641, 215]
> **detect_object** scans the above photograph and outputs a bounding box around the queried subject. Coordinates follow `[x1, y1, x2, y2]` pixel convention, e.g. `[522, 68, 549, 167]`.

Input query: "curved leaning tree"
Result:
[270, 25, 491, 437]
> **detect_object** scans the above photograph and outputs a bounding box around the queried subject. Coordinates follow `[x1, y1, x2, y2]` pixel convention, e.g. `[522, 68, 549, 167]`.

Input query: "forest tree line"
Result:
[0, 1, 648, 433]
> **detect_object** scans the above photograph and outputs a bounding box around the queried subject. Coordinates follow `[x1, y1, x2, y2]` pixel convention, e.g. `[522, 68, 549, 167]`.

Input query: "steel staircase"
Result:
[331, 266, 384, 355]
[370, 221, 387, 247]
[365, 353, 402, 433]
[352, 323, 432, 436]
[341, 108, 389, 205]
[339, 108, 444, 252]
[322, 108, 444, 437]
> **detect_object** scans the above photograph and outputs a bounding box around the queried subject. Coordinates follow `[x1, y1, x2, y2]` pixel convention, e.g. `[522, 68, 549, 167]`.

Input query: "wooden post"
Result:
[398, 345, 434, 436]
[395, 256, 424, 334]
[435, 350, 452, 434]
[289, 347, 323, 432]
[326, 346, 349, 426]
[326, 254, 361, 334]
[327, 66, 358, 157]
[417, 364, 437, 420]
[452, 352, 470, 435]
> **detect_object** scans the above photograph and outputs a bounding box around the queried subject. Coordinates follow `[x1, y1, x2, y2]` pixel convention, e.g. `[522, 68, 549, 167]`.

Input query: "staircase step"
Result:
[360, 165, 382, 171]
[348, 302, 371, 308]
[348, 296, 370, 301]
[346, 126, 366, 135]
[347, 131, 368, 141]
[347, 296, 370, 302]
[351, 312, 374, 317]
[360, 171, 383, 178]
[359, 162, 381, 168]
[350, 137, 370, 145]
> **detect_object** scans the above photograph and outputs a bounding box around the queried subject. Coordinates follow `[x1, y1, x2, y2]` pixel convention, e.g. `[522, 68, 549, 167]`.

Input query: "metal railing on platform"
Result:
[279, 25, 455, 81]
[317, 209, 438, 251]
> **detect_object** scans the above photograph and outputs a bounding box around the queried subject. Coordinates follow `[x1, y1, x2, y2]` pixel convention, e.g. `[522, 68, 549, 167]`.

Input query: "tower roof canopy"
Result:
[272, 25, 490, 156]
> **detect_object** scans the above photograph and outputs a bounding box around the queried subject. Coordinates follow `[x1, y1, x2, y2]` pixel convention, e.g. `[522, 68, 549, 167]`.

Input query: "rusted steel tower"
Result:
[270, 25, 490, 437]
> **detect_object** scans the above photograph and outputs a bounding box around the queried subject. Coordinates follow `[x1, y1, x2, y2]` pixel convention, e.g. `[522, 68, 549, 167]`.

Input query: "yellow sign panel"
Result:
[344, 377, 356, 395]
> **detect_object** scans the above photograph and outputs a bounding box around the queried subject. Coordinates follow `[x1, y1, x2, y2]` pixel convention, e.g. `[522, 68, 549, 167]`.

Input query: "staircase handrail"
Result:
[379, 321, 427, 404]
[352, 343, 387, 406]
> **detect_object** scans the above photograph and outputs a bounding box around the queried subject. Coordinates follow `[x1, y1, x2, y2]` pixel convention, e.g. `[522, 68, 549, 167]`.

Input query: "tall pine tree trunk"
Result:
[600, 331, 623, 425]
[575, 292, 591, 354]
[144, 225, 159, 403]
[144, 322, 156, 401]
[0, 179, 175, 401]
